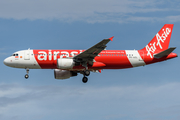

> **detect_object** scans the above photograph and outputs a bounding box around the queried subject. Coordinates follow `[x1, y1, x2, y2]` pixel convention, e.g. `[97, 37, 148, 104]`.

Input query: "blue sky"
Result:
[0, 0, 180, 120]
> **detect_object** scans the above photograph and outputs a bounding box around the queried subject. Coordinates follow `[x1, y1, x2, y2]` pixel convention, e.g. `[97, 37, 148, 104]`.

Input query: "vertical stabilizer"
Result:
[141, 24, 174, 58]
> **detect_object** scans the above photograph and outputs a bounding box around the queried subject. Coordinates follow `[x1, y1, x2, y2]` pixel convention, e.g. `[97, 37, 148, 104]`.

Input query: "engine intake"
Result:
[57, 58, 75, 69]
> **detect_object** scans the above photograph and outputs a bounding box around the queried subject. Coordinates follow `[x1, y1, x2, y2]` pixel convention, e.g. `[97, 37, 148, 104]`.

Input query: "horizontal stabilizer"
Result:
[154, 47, 176, 59]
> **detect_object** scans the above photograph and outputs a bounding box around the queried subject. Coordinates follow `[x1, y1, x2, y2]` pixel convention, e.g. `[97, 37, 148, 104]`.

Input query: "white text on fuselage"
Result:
[37, 50, 82, 61]
[146, 28, 171, 58]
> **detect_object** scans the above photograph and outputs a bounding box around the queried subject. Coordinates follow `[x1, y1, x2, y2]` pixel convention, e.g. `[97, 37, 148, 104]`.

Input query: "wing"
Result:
[73, 36, 114, 66]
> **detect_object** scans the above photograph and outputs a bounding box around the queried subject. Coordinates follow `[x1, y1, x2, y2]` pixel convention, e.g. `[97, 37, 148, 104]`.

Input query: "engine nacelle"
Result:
[57, 58, 75, 69]
[54, 69, 77, 79]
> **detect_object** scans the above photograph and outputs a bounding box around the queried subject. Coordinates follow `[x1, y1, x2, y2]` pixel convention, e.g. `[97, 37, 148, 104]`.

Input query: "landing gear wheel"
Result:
[82, 77, 88, 83]
[25, 68, 29, 79]
[25, 74, 29, 79]
[84, 70, 90, 76]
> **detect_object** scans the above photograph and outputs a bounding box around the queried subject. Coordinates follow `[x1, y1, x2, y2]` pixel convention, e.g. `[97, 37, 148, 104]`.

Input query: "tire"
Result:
[25, 74, 29, 79]
[84, 70, 90, 76]
[82, 77, 88, 83]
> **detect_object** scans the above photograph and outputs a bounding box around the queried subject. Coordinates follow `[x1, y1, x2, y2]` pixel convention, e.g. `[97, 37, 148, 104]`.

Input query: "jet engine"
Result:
[57, 58, 75, 69]
[54, 69, 77, 79]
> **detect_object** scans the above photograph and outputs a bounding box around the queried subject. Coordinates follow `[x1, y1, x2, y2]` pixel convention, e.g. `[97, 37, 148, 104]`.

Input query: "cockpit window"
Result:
[11, 54, 18, 56]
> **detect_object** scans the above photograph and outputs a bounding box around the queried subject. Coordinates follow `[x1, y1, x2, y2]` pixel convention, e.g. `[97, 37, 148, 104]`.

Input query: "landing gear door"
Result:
[24, 50, 30, 60]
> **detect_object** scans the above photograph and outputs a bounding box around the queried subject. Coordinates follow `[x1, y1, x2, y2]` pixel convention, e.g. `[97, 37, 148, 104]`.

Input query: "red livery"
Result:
[4, 24, 177, 83]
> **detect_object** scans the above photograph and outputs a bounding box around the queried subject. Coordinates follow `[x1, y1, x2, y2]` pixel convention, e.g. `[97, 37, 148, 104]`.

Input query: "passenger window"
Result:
[16, 54, 18, 56]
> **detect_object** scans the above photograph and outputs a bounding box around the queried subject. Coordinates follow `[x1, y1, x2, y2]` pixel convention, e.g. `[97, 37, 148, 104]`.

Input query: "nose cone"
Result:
[3, 57, 12, 67]
[4, 58, 9, 66]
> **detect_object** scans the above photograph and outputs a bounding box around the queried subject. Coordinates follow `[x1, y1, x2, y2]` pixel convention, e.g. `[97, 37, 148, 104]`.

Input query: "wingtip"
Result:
[109, 36, 114, 41]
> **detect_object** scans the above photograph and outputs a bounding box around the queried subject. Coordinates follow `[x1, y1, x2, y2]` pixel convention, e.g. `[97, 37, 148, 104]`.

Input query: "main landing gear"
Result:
[25, 68, 29, 79]
[82, 76, 88, 83]
[82, 70, 90, 83]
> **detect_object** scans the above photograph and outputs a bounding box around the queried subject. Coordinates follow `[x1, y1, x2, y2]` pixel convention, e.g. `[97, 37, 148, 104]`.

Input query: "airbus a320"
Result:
[4, 24, 177, 83]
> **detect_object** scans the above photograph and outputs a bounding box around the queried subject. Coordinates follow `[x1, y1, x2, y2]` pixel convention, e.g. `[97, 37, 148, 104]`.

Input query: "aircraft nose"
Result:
[4, 58, 8, 66]
[3, 57, 11, 66]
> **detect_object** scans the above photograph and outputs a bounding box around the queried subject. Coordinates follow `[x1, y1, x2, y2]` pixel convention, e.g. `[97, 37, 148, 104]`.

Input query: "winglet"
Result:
[109, 36, 114, 41]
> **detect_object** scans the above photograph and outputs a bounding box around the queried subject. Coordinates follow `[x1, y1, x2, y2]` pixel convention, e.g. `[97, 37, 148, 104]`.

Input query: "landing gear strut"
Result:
[25, 68, 29, 79]
[81, 62, 90, 83]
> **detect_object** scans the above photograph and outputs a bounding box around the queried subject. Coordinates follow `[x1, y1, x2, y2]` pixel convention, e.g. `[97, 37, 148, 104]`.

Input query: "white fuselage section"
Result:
[4, 50, 40, 69]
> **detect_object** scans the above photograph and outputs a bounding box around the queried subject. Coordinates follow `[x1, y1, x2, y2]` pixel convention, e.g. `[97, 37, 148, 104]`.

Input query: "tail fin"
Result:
[141, 24, 174, 58]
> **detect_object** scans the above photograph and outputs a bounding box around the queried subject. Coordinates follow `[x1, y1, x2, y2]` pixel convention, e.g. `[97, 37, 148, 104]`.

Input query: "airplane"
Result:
[3, 24, 178, 83]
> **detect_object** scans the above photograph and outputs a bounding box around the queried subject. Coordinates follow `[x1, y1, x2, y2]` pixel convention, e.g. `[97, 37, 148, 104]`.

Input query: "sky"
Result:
[0, 0, 180, 120]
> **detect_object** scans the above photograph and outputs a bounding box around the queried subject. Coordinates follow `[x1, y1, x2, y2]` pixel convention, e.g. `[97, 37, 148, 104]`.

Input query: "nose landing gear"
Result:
[25, 68, 29, 79]
[25, 74, 29, 79]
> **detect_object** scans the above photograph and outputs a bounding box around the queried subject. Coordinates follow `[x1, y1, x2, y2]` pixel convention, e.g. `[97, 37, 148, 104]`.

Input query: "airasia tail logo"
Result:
[146, 27, 171, 58]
